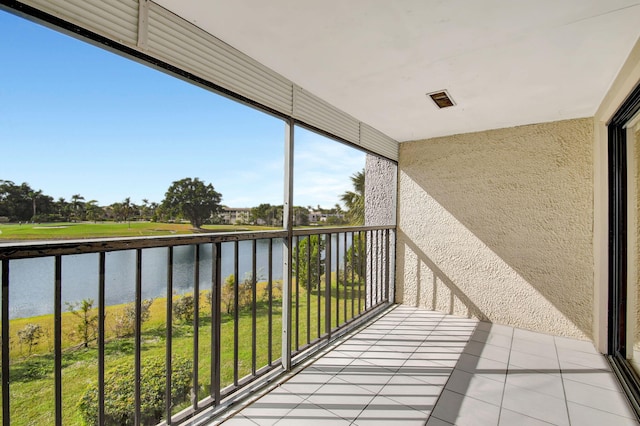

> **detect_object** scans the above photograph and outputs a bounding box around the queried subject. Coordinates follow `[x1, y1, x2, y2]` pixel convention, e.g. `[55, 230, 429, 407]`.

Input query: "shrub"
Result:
[78, 356, 192, 425]
[220, 273, 263, 315]
[66, 299, 98, 348]
[112, 299, 153, 338]
[17, 323, 43, 355]
[173, 293, 194, 323]
[292, 235, 325, 290]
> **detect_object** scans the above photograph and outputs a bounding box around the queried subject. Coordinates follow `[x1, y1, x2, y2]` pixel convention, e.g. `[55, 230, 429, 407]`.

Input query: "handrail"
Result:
[0, 229, 287, 260]
[0, 225, 393, 260]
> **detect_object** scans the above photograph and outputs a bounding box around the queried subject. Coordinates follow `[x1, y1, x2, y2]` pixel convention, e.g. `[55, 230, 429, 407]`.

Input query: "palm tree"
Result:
[122, 197, 133, 228]
[85, 200, 102, 223]
[71, 194, 85, 221]
[141, 198, 150, 221]
[340, 169, 365, 225]
[57, 197, 70, 221]
[28, 189, 42, 221]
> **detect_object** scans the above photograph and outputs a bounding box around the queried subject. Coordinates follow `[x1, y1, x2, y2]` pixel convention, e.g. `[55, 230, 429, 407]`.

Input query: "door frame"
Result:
[607, 80, 640, 417]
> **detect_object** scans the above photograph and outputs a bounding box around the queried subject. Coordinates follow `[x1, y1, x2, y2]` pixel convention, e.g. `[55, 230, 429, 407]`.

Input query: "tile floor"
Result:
[216, 305, 638, 425]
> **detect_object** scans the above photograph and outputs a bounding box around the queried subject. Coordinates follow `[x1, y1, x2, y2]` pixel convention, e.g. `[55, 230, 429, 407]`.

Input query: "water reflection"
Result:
[6, 234, 356, 319]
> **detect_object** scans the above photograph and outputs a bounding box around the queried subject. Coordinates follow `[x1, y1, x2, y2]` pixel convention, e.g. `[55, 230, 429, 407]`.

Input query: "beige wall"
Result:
[397, 118, 594, 339]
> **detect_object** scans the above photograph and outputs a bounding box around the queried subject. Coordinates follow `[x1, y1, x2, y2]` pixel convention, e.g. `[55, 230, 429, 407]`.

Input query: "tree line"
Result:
[0, 169, 365, 228]
[0, 177, 222, 229]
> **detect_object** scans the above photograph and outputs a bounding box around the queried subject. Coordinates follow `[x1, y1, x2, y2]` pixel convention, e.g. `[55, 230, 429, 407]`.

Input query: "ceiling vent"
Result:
[427, 90, 455, 108]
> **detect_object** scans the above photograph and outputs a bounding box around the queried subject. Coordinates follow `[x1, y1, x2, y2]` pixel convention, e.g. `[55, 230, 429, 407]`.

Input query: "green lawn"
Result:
[2, 277, 365, 425]
[0, 222, 279, 241]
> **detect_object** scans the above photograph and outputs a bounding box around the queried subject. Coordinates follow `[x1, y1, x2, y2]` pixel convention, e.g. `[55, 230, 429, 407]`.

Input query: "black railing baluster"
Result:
[378, 231, 382, 304]
[134, 249, 142, 426]
[316, 235, 321, 339]
[212, 243, 221, 405]
[294, 236, 299, 351]
[193, 244, 200, 410]
[251, 240, 257, 376]
[368, 230, 373, 309]
[343, 232, 347, 324]
[2, 259, 9, 426]
[325, 233, 331, 339]
[267, 239, 273, 366]
[350, 232, 355, 321]
[306, 236, 311, 345]
[166, 247, 174, 424]
[98, 253, 106, 426]
[385, 229, 390, 302]
[376, 230, 380, 306]
[233, 241, 239, 386]
[358, 231, 363, 315]
[372, 231, 376, 307]
[379, 230, 383, 304]
[54, 255, 62, 426]
[336, 233, 340, 329]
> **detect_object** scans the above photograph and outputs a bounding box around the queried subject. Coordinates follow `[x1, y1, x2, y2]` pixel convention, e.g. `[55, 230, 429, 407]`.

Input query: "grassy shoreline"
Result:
[0, 221, 279, 241]
[3, 276, 362, 425]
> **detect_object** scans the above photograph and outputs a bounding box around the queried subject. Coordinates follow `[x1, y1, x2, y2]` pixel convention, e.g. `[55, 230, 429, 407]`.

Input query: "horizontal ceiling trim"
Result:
[147, 3, 293, 114]
[18, 0, 138, 45]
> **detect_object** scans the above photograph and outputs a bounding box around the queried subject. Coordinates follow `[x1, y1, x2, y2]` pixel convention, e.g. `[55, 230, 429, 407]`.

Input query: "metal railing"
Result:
[0, 225, 394, 425]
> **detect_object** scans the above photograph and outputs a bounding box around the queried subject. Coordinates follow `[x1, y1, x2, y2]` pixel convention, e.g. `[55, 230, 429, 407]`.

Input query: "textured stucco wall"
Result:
[365, 154, 397, 227]
[397, 118, 594, 339]
[364, 154, 398, 306]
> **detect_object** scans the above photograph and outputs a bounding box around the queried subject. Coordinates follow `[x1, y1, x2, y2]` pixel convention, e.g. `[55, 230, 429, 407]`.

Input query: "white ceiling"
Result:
[154, 0, 640, 142]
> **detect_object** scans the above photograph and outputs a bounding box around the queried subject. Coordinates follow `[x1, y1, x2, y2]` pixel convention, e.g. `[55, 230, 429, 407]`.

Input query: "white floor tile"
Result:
[222, 415, 259, 425]
[355, 395, 430, 423]
[377, 382, 441, 412]
[508, 349, 561, 373]
[475, 322, 514, 337]
[424, 416, 455, 426]
[453, 353, 509, 378]
[445, 368, 505, 406]
[273, 402, 351, 425]
[430, 390, 501, 426]
[463, 340, 511, 363]
[563, 379, 636, 419]
[567, 401, 639, 426]
[505, 370, 565, 399]
[561, 368, 623, 392]
[511, 337, 558, 360]
[470, 329, 513, 349]
[501, 382, 569, 425]
[513, 328, 555, 344]
[498, 408, 555, 425]
[554, 336, 598, 354]
[556, 348, 610, 370]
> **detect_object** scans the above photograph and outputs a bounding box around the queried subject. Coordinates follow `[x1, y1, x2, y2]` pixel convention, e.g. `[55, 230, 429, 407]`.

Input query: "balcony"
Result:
[2, 1, 640, 425]
[1, 225, 634, 426]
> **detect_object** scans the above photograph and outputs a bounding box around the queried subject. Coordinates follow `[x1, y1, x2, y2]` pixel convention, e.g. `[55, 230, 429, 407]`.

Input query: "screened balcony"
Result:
[2, 0, 640, 425]
[1, 229, 636, 426]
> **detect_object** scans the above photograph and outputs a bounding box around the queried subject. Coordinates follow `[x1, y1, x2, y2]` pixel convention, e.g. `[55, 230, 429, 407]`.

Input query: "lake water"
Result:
[4, 235, 352, 319]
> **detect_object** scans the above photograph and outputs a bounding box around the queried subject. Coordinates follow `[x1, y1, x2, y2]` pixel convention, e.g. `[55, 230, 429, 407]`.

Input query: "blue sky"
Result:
[0, 10, 365, 209]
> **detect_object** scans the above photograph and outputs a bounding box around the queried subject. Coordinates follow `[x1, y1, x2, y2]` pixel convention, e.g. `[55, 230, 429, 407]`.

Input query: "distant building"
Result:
[308, 210, 344, 224]
[221, 207, 251, 225]
[308, 210, 323, 223]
